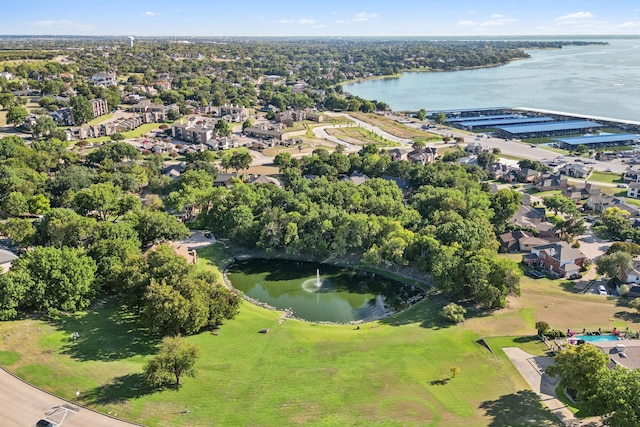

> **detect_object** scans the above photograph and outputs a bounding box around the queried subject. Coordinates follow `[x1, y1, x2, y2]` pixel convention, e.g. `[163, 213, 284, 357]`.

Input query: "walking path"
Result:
[0, 366, 140, 427]
[503, 347, 600, 426]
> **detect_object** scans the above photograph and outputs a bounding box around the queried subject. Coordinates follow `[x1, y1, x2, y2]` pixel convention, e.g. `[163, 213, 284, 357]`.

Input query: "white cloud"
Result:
[143, 11, 160, 17]
[337, 12, 379, 24]
[298, 19, 316, 25]
[491, 14, 505, 19]
[353, 12, 378, 22]
[480, 17, 516, 27]
[619, 21, 640, 28]
[555, 11, 594, 21]
[456, 20, 476, 27]
[30, 20, 92, 33]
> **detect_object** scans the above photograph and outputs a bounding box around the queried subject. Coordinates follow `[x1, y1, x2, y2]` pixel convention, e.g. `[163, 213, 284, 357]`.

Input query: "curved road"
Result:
[0, 367, 139, 426]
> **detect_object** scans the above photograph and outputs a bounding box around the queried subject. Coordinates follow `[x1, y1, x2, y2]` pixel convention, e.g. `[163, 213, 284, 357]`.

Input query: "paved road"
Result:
[0, 367, 139, 427]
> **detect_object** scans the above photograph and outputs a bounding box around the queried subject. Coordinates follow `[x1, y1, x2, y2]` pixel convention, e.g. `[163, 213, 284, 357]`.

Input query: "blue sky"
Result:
[4, 1, 640, 37]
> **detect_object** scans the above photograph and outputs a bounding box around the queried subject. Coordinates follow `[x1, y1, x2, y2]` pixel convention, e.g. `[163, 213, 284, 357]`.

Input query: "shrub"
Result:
[535, 321, 550, 336]
[544, 329, 566, 339]
[630, 298, 640, 312]
[441, 303, 466, 324]
[620, 284, 630, 297]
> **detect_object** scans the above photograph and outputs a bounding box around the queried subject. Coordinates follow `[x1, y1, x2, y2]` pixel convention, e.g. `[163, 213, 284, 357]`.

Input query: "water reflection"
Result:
[226, 259, 425, 323]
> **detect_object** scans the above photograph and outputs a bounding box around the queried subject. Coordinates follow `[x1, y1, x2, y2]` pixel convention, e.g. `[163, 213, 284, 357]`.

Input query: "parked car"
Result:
[568, 273, 583, 280]
[598, 285, 608, 295]
[37, 420, 55, 427]
[617, 184, 628, 188]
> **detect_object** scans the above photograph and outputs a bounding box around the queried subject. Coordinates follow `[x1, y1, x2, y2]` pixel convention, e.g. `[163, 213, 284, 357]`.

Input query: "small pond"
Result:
[226, 259, 425, 323]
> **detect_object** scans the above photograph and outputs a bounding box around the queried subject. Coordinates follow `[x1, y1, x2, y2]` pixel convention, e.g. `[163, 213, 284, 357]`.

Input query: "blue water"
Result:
[576, 334, 619, 343]
[343, 38, 640, 122]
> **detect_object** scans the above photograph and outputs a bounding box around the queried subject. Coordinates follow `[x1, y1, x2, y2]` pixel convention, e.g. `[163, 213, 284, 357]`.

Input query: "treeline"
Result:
[0, 136, 240, 336]
[201, 145, 522, 309]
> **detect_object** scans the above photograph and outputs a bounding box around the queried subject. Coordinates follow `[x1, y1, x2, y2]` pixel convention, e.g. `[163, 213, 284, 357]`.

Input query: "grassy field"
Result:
[86, 113, 114, 126]
[82, 123, 162, 144]
[2, 247, 640, 426]
[348, 112, 440, 142]
[326, 126, 397, 146]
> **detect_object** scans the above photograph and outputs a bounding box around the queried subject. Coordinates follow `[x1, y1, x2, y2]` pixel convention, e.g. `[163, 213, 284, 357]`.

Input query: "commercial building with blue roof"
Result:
[495, 120, 604, 139]
[555, 134, 640, 150]
[445, 114, 522, 123]
[455, 116, 554, 130]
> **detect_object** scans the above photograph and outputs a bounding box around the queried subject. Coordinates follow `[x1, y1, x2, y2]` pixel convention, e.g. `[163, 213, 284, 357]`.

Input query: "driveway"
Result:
[576, 229, 611, 261]
[502, 347, 600, 426]
[0, 367, 140, 427]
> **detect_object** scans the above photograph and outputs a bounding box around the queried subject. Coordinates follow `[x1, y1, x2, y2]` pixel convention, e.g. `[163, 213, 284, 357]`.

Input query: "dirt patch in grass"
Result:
[348, 112, 439, 140]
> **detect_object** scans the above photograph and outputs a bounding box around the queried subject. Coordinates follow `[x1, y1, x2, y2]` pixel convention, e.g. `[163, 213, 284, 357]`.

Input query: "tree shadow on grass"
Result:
[614, 310, 640, 323]
[479, 390, 562, 427]
[52, 299, 159, 362]
[429, 378, 450, 386]
[83, 373, 156, 405]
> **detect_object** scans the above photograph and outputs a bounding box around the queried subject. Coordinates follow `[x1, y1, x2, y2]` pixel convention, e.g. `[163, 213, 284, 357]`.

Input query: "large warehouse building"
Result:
[452, 116, 554, 131]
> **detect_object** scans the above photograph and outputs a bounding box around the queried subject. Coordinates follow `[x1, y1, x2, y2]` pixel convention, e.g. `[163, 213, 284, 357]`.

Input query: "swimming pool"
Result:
[575, 334, 619, 343]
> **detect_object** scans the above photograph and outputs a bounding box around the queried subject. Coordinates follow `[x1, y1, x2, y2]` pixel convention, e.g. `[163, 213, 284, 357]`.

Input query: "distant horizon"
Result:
[3, 1, 640, 37]
[1, 34, 639, 40]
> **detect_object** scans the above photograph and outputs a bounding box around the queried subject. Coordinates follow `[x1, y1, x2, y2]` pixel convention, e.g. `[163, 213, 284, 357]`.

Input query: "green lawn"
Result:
[589, 171, 623, 184]
[0, 243, 565, 427]
[86, 113, 114, 126]
[0, 299, 560, 427]
[82, 123, 161, 144]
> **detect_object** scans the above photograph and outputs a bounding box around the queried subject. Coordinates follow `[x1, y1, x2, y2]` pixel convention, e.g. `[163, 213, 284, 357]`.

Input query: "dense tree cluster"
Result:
[202, 146, 521, 308]
[0, 135, 238, 336]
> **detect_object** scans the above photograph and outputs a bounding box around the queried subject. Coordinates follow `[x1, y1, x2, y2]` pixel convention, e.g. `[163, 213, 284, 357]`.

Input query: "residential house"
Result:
[247, 175, 283, 188]
[624, 168, 640, 184]
[341, 171, 369, 186]
[465, 141, 486, 154]
[215, 173, 238, 188]
[518, 168, 541, 183]
[619, 256, 640, 284]
[407, 147, 437, 164]
[218, 104, 249, 122]
[0, 249, 18, 274]
[91, 72, 117, 87]
[499, 230, 549, 253]
[162, 163, 185, 180]
[627, 182, 640, 199]
[509, 205, 558, 239]
[382, 175, 411, 192]
[536, 173, 566, 192]
[172, 122, 214, 144]
[586, 194, 640, 217]
[50, 108, 74, 126]
[562, 181, 600, 201]
[559, 163, 593, 179]
[387, 148, 406, 162]
[521, 241, 587, 278]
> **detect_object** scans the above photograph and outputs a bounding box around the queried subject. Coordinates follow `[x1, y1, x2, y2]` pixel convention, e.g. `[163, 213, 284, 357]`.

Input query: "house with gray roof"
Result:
[0, 249, 18, 273]
[522, 241, 587, 278]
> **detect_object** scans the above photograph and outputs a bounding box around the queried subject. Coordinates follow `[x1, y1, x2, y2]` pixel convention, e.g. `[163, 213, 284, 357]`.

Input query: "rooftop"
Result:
[456, 116, 553, 128]
[496, 120, 604, 135]
[556, 133, 640, 146]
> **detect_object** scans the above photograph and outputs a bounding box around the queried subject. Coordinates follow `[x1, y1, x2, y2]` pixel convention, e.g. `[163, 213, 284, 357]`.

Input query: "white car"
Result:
[598, 285, 608, 295]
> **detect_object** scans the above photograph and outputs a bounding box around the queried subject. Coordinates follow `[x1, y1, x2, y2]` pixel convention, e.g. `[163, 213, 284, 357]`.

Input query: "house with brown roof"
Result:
[499, 230, 548, 253]
[521, 241, 587, 278]
[618, 256, 640, 284]
[407, 147, 437, 164]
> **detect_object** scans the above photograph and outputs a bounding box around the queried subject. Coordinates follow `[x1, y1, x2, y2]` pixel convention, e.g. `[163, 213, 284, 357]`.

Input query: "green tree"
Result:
[441, 303, 466, 323]
[595, 251, 632, 283]
[143, 336, 199, 387]
[241, 118, 253, 130]
[70, 95, 94, 125]
[32, 116, 57, 139]
[416, 109, 427, 121]
[435, 112, 447, 124]
[546, 343, 608, 401]
[590, 367, 640, 426]
[0, 218, 36, 247]
[2, 246, 97, 315]
[110, 132, 126, 141]
[6, 106, 28, 127]
[629, 298, 640, 312]
[1, 191, 28, 216]
[535, 321, 550, 336]
[574, 144, 588, 155]
[542, 194, 575, 216]
[214, 119, 232, 137]
[490, 189, 522, 231]
[130, 208, 190, 247]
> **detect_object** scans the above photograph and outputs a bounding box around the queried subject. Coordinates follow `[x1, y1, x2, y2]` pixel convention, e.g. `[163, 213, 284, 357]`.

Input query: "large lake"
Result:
[343, 38, 640, 122]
